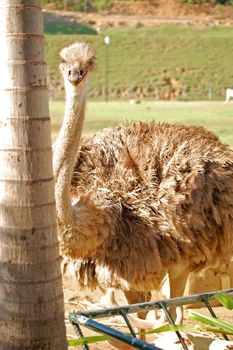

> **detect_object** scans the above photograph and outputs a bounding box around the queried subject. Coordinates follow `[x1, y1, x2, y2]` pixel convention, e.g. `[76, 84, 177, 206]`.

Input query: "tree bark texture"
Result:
[0, 1, 67, 349]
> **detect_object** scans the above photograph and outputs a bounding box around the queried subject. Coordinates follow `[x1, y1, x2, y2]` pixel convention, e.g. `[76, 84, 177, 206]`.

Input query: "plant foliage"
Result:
[92, 0, 112, 11]
[42, 0, 233, 9]
[42, 0, 113, 11]
[182, 0, 233, 4]
[188, 294, 233, 335]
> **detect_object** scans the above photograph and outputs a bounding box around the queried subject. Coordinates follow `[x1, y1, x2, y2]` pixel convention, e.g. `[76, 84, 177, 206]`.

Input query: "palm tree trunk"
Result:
[0, 1, 67, 349]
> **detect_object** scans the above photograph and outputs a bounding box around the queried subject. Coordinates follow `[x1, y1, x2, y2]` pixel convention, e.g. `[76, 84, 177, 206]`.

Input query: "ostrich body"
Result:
[54, 42, 233, 319]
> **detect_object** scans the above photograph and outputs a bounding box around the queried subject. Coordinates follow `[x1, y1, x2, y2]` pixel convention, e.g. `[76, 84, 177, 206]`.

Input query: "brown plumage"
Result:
[68, 123, 233, 288]
[53, 42, 233, 321]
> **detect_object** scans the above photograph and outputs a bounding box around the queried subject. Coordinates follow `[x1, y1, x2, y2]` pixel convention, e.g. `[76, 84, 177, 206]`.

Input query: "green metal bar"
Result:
[202, 295, 229, 341]
[119, 310, 137, 337]
[71, 321, 89, 350]
[75, 288, 233, 319]
[159, 301, 189, 350]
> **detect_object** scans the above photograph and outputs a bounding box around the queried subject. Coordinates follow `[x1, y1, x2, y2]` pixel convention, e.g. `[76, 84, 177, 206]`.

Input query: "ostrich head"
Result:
[59, 42, 95, 87]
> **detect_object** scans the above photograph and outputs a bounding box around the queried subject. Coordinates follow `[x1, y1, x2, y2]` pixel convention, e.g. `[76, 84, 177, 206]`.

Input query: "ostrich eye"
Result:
[68, 69, 72, 76]
[61, 59, 66, 63]
[80, 69, 84, 76]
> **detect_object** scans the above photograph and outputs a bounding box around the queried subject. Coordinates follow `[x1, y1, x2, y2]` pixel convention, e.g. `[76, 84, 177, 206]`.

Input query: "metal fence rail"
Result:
[69, 288, 233, 350]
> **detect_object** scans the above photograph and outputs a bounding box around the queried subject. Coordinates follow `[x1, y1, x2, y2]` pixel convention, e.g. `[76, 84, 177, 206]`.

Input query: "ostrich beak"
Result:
[68, 68, 88, 86]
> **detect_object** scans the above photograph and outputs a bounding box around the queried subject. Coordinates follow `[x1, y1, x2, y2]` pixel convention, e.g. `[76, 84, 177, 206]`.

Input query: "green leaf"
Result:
[67, 324, 203, 347]
[188, 310, 233, 334]
[67, 335, 109, 346]
[215, 293, 233, 310]
[143, 324, 191, 334]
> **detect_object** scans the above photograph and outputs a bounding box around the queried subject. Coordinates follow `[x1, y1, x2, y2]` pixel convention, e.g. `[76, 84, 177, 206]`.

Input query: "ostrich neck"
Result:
[53, 80, 88, 223]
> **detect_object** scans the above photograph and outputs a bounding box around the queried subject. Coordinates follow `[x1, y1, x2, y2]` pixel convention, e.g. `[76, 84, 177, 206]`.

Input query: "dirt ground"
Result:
[64, 275, 123, 350]
[63, 275, 233, 350]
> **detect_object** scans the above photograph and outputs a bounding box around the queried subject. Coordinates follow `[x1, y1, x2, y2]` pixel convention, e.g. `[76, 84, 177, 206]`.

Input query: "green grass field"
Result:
[45, 25, 233, 100]
[50, 100, 233, 147]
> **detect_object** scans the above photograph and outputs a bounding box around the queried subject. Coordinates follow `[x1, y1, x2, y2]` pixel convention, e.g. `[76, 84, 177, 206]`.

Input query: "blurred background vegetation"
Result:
[42, 0, 114, 11]
[42, 0, 233, 12]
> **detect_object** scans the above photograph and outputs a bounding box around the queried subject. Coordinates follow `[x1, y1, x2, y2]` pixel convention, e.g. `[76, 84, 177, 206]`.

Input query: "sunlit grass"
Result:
[50, 100, 233, 146]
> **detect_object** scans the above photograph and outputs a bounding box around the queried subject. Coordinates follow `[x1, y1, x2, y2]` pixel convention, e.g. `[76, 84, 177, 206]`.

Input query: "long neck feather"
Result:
[53, 79, 88, 223]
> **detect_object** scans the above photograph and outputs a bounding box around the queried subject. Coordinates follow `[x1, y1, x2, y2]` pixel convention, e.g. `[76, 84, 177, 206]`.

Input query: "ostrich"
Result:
[53, 42, 233, 326]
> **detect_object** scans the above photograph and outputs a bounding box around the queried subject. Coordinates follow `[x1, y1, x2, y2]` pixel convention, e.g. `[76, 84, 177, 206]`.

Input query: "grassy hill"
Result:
[45, 23, 233, 100]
